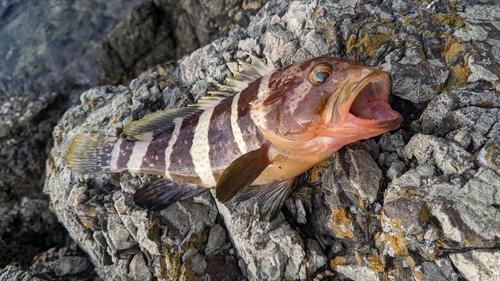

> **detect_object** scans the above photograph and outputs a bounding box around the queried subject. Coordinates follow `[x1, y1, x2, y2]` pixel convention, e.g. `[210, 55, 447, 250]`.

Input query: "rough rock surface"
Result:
[98, 0, 264, 85]
[1, 0, 264, 278]
[44, 0, 500, 280]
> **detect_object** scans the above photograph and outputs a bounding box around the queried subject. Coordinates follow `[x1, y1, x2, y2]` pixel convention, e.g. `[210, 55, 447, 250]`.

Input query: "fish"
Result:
[66, 55, 403, 221]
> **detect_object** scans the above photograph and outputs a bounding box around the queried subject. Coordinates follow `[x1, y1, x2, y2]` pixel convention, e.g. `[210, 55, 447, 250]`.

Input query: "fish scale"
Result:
[66, 55, 403, 221]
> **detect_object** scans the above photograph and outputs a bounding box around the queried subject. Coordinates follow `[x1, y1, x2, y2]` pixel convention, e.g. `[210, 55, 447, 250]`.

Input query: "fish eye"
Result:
[308, 63, 333, 85]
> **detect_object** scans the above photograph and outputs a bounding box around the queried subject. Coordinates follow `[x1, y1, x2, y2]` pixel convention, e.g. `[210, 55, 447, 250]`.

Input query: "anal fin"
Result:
[215, 146, 270, 203]
[234, 178, 296, 222]
[134, 178, 206, 211]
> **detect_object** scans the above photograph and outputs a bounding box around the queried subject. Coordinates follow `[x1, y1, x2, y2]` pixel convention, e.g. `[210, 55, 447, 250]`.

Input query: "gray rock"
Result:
[0, 266, 46, 281]
[49, 256, 89, 276]
[205, 224, 227, 256]
[449, 250, 500, 281]
[336, 265, 380, 281]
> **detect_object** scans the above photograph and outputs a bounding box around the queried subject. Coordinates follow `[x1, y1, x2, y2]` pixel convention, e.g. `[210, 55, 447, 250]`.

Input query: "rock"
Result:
[49, 256, 89, 276]
[43, 0, 500, 280]
[205, 224, 227, 256]
[449, 250, 500, 281]
[98, 0, 264, 85]
[336, 265, 380, 281]
[0, 266, 46, 281]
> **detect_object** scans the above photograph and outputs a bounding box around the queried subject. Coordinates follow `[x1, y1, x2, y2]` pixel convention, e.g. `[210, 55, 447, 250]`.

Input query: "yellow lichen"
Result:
[310, 160, 329, 182]
[331, 208, 355, 239]
[397, 188, 422, 200]
[312, 7, 337, 49]
[329, 256, 347, 269]
[366, 254, 386, 272]
[420, 204, 430, 223]
[354, 251, 362, 264]
[412, 269, 424, 281]
[381, 218, 409, 256]
[431, 13, 466, 29]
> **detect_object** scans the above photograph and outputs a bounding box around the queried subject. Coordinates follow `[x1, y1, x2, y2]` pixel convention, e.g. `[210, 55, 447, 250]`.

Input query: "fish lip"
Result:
[326, 69, 403, 130]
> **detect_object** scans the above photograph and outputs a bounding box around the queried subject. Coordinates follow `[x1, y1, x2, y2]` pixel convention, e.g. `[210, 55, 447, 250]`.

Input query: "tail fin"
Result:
[66, 133, 123, 174]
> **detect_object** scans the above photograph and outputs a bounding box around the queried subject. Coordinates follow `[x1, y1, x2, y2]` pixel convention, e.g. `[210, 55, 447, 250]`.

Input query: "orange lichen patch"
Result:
[312, 7, 337, 49]
[158, 247, 183, 279]
[354, 251, 362, 264]
[366, 254, 385, 272]
[358, 195, 366, 209]
[375, 231, 383, 248]
[465, 240, 472, 247]
[385, 268, 406, 281]
[243, 0, 263, 10]
[405, 256, 416, 267]
[83, 220, 93, 229]
[442, 37, 465, 63]
[107, 113, 122, 128]
[447, 61, 471, 88]
[484, 142, 500, 167]
[345, 28, 400, 59]
[179, 262, 196, 281]
[397, 188, 422, 200]
[420, 204, 430, 223]
[412, 269, 424, 281]
[431, 13, 466, 29]
[380, 218, 409, 256]
[310, 160, 329, 182]
[439, 35, 471, 89]
[331, 208, 355, 239]
[329, 256, 347, 269]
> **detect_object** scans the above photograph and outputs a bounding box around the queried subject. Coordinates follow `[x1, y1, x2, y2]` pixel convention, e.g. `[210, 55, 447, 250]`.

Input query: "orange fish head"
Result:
[252, 56, 402, 156]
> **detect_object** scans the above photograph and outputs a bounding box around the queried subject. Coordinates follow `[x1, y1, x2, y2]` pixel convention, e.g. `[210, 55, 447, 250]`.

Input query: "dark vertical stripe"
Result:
[207, 96, 241, 179]
[237, 80, 264, 151]
[168, 116, 202, 185]
[139, 131, 172, 175]
[117, 139, 135, 170]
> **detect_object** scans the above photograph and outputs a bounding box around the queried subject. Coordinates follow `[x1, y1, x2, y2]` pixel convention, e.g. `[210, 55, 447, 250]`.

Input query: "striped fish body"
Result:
[66, 55, 402, 221]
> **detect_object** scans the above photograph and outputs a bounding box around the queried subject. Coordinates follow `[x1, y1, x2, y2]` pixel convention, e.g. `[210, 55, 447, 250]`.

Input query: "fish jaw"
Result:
[319, 68, 403, 147]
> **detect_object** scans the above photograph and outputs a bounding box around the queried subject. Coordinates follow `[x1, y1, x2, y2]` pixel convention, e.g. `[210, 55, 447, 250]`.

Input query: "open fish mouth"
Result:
[344, 71, 403, 130]
[349, 79, 402, 128]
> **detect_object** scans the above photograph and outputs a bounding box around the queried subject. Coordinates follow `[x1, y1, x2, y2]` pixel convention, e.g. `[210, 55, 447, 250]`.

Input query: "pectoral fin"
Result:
[235, 178, 296, 221]
[134, 178, 206, 211]
[215, 146, 271, 203]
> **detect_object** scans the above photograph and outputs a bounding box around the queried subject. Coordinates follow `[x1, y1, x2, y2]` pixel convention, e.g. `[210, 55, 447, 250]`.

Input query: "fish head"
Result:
[252, 56, 402, 156]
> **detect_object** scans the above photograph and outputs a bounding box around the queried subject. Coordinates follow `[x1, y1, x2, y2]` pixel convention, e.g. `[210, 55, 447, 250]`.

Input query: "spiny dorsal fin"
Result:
[123, 94, 227, 141]
[211, 54, 276, 94]
[124, 54, 275, 141]
[215, 145, 271, 203]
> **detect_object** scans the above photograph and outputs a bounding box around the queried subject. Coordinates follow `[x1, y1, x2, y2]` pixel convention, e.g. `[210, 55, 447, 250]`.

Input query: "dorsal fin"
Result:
[124, 54, 275, 141]
[123, 94, 226, 140]
[211, 54, 276, 94]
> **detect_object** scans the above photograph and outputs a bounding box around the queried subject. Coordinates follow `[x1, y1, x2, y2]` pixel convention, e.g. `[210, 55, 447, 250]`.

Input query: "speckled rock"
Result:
[45, 0, 500, 280]
[449, 250, 500, 281]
